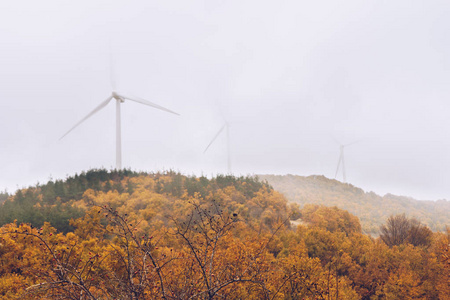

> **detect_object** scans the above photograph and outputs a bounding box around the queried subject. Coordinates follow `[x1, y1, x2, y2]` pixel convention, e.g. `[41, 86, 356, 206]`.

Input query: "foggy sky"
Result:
[1, 0, 449, 201]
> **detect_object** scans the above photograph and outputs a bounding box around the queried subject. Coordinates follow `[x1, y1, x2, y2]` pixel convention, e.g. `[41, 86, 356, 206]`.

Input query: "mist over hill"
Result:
[258, 174, 449, 235]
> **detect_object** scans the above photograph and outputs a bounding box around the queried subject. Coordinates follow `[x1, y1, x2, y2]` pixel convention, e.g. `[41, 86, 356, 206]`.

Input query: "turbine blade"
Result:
[330, 135, 341, 145]
[203, 124, 226, 153]
[110, 57, 116, 91]
[334, 152, 343, 178]
[342, 150, 346, 182]
[59, 96, 113, 140]
[108, 40, 117, 90]
[119, 94, 180, 116]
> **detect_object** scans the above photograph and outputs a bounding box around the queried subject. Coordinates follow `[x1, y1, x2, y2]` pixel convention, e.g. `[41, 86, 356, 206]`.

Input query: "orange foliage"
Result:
[0, 174, 447, 299]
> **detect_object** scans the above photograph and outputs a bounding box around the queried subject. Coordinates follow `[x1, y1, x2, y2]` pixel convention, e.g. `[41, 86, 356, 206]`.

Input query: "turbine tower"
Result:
[334, 139, 358, 183]
[60, 91, 179, 169]
[204, 122, 231, 174]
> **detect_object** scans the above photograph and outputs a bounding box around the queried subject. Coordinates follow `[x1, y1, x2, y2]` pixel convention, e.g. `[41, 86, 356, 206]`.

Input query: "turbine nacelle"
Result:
[112, 91, 124, 102]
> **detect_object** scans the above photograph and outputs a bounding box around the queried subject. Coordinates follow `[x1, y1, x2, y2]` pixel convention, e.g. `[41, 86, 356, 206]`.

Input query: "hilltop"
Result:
[259, 174, 449, 235]
[0, 169, 286, 233]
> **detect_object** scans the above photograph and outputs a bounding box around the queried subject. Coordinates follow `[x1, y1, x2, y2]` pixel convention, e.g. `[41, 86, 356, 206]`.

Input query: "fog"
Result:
[0, 0, 449, 200]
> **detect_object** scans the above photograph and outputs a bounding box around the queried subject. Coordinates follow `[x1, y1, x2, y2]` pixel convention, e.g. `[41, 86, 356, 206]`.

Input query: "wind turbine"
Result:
[60, 62, 179, 169]
[333, 139, 358, 183]
[204, 122, 231, 174]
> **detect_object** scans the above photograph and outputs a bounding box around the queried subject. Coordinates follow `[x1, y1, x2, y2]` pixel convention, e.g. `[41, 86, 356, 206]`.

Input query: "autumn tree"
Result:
[407, 218, 433, 247]
[380, 214, 432, 247]
[300, 204, 361, 236]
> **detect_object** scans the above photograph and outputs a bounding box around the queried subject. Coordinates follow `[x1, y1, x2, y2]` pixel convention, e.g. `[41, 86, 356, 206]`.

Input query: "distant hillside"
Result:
[258, 174, 449, 235]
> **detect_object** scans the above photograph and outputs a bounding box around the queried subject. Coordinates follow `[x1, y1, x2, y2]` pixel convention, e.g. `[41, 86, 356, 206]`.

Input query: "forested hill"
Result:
[258, 174, 449, 235]
[0, 169, 281, 233]
[0, 170, 449, 299]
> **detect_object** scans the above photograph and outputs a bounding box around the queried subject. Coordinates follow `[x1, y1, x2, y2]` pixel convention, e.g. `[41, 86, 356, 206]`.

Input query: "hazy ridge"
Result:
[258, 174, 449, 235]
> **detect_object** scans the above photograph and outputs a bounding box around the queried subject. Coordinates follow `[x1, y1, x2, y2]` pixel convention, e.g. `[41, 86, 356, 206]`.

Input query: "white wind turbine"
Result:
[60, 60, 179, 169]
[203, 121, 231, 174]
[333, 139, 358, 183]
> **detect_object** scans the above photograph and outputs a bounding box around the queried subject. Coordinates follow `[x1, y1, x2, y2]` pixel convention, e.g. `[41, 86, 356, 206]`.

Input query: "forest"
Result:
[0, 170, 448, 299]
[259, 174, 449, 236]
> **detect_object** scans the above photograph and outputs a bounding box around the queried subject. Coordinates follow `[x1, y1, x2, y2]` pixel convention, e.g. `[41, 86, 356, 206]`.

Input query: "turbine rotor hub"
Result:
[112, 91, 124, 102]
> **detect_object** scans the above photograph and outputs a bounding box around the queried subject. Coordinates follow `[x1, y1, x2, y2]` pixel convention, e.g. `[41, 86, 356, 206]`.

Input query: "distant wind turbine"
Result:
[204, 122, 231, 174]
[333, 139, 358, 183]
[60, 59, 179, 169]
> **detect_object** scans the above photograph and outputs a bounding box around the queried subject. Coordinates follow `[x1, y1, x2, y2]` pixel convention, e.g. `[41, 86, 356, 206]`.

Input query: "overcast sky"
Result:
[0, 0, 449, 201]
